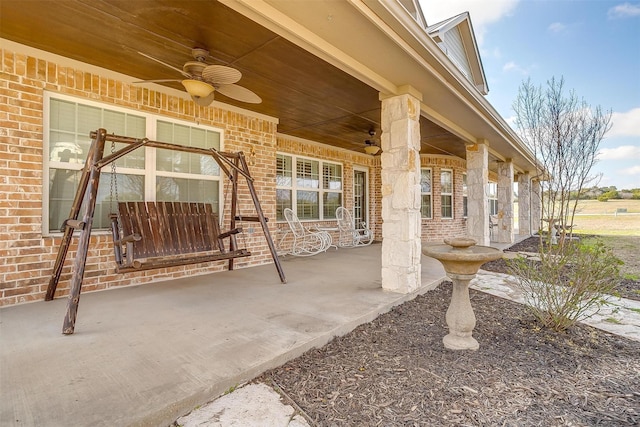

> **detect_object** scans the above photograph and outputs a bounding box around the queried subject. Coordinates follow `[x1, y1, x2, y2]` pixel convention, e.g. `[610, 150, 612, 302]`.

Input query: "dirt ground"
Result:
[593, 235, 640, 276]
[258, 236, 640, 426]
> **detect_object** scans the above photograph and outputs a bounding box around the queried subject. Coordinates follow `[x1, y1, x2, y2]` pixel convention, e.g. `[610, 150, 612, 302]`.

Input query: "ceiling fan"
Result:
[135, 48, 261, 106]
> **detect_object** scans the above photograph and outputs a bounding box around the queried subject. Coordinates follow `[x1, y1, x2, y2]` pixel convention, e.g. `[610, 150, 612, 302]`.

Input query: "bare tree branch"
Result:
[513, 76, 612, 245]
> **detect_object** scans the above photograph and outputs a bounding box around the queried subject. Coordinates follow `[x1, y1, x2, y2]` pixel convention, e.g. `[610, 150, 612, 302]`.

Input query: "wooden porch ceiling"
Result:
[0, 0, 468, 158]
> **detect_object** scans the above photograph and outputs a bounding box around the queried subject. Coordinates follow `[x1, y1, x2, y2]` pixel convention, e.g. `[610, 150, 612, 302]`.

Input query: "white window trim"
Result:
[462, 173, 468, 218]
[353, 165, 369, 226]
[420, 167, 433, 219]
[487, 182, 498, 216]
[441, 168, 453, 219]
[43, 92, 225, 236]
[276, 152, 343, 222]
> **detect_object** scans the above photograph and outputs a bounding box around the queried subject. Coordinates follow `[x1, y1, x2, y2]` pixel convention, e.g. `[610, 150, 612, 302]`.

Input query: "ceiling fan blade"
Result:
[138, 52, 191, 78]
[202, 65, 241, 85]
[132, 79, 182, 84]
[191, 92, 216, 107]
[215, 84, 262, 104]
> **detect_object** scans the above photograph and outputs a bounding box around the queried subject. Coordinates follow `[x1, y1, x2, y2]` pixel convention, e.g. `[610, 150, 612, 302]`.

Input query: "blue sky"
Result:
[420, 0, 640, 190]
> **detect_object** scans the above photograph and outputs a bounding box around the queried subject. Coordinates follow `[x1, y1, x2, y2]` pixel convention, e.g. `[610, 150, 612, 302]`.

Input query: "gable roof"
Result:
[426, 12, 489, 95]
[397, 0, 427, 28]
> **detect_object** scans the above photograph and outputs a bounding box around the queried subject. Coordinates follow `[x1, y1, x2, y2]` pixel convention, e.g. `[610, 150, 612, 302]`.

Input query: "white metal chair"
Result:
[282, 208, 332, 256]
[335, 206, 373, 247]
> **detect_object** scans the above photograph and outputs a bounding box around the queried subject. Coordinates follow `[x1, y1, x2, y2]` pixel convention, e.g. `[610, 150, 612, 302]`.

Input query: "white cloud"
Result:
[502, 61, 517, 72]
[480, 47, 503, 59]
[608, 2, 640, 19]
[609, 108, 640, 137]
[620, 165, 640, 175]
[502, 61, 530, 75]
[548, 22, 566, 33]
[598, 145, 640, 160]
[420, 0, 519, 44]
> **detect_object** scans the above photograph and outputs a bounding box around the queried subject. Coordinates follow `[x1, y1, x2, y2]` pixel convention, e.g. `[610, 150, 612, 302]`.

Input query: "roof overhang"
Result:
[0, 0, 539, 174]
[226, 0, 538, 173]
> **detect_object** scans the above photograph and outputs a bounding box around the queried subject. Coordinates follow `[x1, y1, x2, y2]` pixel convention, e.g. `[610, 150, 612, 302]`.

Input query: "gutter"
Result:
[359, 0, 539, 171]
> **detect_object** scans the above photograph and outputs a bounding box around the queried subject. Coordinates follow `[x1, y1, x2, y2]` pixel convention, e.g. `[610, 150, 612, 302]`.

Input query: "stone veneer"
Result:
[465, 141, 490, 245]
[518, 172, 531, 235]
[496, 160, 514, 243]
[380, 93, 422, 294]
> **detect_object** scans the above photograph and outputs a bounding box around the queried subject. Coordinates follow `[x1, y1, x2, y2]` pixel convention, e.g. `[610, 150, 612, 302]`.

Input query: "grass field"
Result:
[572, 199, 640, 215]
[514, 199, 640, 236]
[512, 199, 640, 273]
[572, 199, 640, 236]
[535, 199, 640, 275]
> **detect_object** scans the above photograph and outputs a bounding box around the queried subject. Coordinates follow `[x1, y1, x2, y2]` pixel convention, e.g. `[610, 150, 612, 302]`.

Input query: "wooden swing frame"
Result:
[45, 128, 286, 335]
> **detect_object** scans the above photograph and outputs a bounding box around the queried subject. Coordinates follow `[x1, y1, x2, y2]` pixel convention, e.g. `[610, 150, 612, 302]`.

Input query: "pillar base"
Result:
[443, 333, 479, 351]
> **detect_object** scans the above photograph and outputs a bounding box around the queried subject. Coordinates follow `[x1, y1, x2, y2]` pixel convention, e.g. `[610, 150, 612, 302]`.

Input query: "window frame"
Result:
[440, 169, 453, 219]
[275, 152, 343, 222]
[420, 167, 433, 219]
[487, 182, 498, 216]
[462, 173, 468, 218]
[43, 92, 224, 236]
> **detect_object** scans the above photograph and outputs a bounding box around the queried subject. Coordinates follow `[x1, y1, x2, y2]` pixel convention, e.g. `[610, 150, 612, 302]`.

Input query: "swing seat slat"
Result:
[111, 201, 250, 272]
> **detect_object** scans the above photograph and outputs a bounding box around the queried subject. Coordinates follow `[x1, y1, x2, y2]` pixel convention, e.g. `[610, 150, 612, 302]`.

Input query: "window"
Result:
[441, 169, 453, 219]
[276, 153, 342, 221]
[462, 173, 468, 218]
[155, 121, 220, 205]
[45, 93, 221, 234]
[487, 182, 498, 215]
[420, 168, 432, 218]
[322, 163, 343, 219]
[275, 154, 293, 220]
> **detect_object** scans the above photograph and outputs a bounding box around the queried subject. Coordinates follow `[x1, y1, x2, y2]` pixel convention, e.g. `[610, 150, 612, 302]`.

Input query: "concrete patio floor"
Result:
[1, 243, 448, 427]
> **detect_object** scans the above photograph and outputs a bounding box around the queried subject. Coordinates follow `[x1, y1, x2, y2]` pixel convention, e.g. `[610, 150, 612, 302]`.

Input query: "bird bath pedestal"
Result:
[422, 238, 503, 350]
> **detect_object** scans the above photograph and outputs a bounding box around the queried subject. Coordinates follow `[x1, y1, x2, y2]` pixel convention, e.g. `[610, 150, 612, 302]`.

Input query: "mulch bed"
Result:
[257, 237, 640, 426]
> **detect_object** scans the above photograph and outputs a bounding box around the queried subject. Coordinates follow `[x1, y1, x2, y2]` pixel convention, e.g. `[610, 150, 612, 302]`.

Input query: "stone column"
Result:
[380, 91, 422, 294]
[518, 172, 531, 235]
[496, 160, 514, 243]
[531, 179, 542, 233]
[466, 140, 489, 246]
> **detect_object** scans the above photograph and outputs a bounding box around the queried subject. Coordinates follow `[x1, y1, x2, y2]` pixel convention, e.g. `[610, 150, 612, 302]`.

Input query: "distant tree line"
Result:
[568, 186, 640, 201]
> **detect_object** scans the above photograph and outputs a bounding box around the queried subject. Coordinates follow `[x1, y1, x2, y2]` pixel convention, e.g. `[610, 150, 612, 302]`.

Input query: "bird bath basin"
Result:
[422, 237, 503, 350]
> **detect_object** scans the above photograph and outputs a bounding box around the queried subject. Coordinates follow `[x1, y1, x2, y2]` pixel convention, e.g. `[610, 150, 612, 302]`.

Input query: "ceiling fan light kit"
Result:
[364, 144, 381, 155]
[364, 128, 381, 155]
[182, 79, 215, 98]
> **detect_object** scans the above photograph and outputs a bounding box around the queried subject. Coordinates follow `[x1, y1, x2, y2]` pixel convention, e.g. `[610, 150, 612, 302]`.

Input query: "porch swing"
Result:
[108, 159, 249, 273]
[45, 128, 286, 335]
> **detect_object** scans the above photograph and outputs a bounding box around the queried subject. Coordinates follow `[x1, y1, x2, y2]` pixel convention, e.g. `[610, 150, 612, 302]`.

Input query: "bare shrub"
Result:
[507, 239, 622, 331]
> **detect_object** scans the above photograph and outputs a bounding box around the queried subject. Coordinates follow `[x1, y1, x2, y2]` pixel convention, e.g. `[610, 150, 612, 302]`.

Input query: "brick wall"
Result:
[0, 43, 476, 307]
[0, 46, 285, 306]
[275, 136, 379, 243]
[0, 45, 383, 307]
[420, 155, 468, 242]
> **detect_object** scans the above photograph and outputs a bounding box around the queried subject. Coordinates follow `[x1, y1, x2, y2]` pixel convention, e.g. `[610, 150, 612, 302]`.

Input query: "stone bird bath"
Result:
[422, 237, 503, 350]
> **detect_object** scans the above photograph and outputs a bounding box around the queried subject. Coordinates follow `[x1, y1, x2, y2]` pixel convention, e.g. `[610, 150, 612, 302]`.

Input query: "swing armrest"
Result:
[119, 234, 142, 244]
[234, 215, 268, 222]
[60, 219, 85, 232]
[219, 227, 242, 240]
